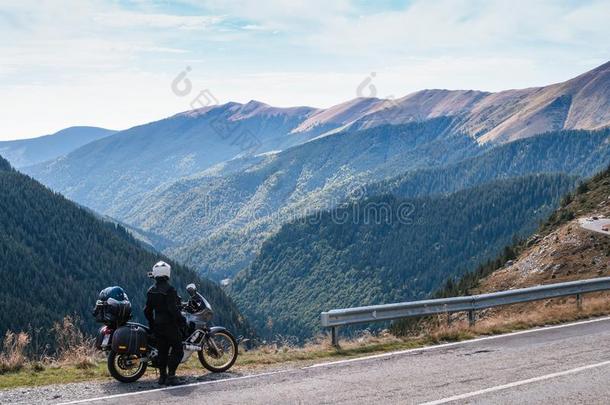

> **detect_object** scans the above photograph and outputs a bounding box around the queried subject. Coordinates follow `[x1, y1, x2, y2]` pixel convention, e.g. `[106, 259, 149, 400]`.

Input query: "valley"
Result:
[3, 61, 610, 344]
[4, 4, 610, 402]
[231, 174, 576, 338]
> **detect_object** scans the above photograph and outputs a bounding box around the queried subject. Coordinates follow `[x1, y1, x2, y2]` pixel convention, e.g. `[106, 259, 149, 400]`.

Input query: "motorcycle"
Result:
[93, 284, 238, 383]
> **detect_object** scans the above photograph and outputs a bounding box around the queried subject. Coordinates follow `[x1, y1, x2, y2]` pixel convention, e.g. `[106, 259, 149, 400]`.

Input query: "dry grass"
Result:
[0, 331, 30, 374]
[233, 330, 408, 370]
[230, 293, 610, 374]
[50, 316, 100, 370]
[419, 293, 610, 342]
[0, 316, 100, 377]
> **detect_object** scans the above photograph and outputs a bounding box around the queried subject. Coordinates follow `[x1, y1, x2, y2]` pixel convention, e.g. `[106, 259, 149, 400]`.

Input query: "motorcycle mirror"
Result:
[186, 283, 197, 296]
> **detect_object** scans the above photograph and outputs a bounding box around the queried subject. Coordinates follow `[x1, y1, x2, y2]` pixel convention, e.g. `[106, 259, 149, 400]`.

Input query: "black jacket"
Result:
[144, 279, 186, 330]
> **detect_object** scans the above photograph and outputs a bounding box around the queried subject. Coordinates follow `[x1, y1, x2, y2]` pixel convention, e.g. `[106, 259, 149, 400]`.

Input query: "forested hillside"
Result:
[432, 164, 610, 301]
[231, 174, 575, 338]
[130, 126, 608, 280]
[367, 128, 610, 200]
[123, 119, 481, 278]
[0, 155, 250, 341]
[391, 165, 610, 336]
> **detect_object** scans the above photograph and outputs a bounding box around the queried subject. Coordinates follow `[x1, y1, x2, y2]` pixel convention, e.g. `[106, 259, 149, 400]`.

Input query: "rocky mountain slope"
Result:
[0, 126, 115, 168]
[326, 61, 610, 143]
[291, 97, 386, 134]
[480, 165, 610, 292]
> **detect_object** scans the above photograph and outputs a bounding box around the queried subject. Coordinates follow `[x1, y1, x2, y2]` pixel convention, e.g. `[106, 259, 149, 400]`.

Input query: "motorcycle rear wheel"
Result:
[107, 351, 147, 383]
[198, 331, 238, 372]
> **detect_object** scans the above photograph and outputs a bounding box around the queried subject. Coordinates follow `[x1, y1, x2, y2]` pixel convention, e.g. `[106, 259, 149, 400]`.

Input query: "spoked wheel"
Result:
[198, 331, 238, 372]
[107, 351, 147, 383]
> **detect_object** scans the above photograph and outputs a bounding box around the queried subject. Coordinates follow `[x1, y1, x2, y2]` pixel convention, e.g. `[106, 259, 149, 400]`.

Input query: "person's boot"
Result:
[158, 368, 167, 385]
[165, 373, 184, 386]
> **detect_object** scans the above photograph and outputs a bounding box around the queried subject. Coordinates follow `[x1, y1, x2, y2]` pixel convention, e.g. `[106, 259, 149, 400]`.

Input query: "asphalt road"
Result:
[61, 317, 610, 405]
[579, 217, 610, 236]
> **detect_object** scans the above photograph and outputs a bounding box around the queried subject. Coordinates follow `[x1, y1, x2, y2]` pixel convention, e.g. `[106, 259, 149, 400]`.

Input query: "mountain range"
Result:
[23, 62, 610, 279]
[0, 126, 115, 168]
[332, 61, 610, 143]
[26, 62, 610, 206]
[14, 61, 610, 339]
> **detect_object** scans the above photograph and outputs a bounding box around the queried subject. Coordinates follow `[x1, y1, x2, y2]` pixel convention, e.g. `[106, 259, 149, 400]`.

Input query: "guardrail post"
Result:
[576, 293, 583, 311]
[331, 326, 339, 348]
[447, 313, 452, 326]
[468, 310, 476, 327]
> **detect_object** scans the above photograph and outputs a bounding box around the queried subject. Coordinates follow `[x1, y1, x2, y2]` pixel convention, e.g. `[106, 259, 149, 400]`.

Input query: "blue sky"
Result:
[0, 0, 608, 140]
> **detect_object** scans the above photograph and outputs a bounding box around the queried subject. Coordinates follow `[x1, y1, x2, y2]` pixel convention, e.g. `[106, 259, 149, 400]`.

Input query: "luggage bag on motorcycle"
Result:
[93, 286, 132, 328]
[111, 324, 148, 355]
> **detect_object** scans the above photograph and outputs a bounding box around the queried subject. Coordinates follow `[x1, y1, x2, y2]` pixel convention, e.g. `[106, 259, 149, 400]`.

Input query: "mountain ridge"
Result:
[334, 61, 610, 143]
[25, 62, 610, 192]
[0, 126, 116, 168]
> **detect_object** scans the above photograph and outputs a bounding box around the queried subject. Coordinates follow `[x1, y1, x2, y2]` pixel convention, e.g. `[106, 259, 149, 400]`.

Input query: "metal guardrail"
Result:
[321, 277, 610, 346]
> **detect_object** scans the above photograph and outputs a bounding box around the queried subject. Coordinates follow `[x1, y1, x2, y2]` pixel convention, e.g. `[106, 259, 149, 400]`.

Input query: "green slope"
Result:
[128, 127, 607, 281]
[123, 119, 480, 279]
[0, 155, 251, 341]
[231, 174, 575, 339]
[367, 128, 610, 199]
[430, 164, 610, 302]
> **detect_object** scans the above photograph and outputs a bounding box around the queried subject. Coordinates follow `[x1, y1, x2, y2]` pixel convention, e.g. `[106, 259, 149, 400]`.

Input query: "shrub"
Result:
[51, 316, 98, 369]
[0, 331, 30, 374]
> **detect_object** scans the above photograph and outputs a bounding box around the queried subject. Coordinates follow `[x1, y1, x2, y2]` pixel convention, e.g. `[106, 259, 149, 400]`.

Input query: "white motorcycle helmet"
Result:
[151, 261, 171, 279]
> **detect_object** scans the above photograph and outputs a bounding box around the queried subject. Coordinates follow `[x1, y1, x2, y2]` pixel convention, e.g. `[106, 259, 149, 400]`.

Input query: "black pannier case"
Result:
[111, 325, 148, 355]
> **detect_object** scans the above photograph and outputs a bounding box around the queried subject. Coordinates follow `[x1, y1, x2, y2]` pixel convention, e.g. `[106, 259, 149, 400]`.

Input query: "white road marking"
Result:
[420, 360, 610, 405]
[305, 315, 610, 369]
[58, 316, 610, 404]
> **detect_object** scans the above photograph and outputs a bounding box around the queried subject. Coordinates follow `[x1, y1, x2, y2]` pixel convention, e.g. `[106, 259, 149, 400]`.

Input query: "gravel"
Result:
[0, 371, 243, 404]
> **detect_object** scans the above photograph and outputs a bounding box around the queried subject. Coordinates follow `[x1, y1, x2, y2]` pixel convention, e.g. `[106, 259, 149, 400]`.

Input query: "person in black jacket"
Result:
[144, 261, 186, 386]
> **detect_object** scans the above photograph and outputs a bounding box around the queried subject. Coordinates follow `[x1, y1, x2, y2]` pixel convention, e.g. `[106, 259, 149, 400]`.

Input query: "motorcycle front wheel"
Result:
[107, 351, 147, 383]
[198, 330, 238, 372]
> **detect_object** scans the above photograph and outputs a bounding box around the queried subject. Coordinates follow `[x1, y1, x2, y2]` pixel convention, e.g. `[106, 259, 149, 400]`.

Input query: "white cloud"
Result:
[93, 11, 223, 30]
[0, 0, 608, 140]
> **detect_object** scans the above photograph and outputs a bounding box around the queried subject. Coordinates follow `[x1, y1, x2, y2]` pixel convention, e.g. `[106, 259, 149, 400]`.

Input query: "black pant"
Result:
[154, 325, 183, 376]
